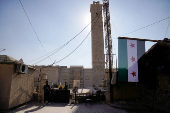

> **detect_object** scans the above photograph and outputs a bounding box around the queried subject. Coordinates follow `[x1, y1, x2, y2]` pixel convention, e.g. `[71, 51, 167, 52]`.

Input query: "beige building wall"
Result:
[33, 65, 106, 88]
[59, 68, 70, 86]
[83, 69, 93, 87]
[69, 66, 84, 88]
[0, 63, 13, 110]
[9, 69, 35, 109]
[0, 63, 35, 110]
[34, 66, 59, 85]
[42, 66, 59, 85]
[58, 67, 93, 88]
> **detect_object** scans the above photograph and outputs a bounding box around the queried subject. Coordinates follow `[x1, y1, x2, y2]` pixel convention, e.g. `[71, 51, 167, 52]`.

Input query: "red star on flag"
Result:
[130, 43, 135, 48]
[131, 71, 136, 77]
[131, 56, 135, 62]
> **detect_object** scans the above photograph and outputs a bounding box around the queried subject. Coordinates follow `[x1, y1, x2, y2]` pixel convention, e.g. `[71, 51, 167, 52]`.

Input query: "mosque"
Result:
[34, 1, 110, 88]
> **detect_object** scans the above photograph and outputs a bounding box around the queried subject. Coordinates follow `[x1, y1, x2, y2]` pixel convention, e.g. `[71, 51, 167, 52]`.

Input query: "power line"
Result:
[34, 9, 102, 65]
[164, 18, 170, 38]
[27, 9, 102, 64]
[110, 18, 120, 36]
[120, 17, 170, 36]
[26, 44, 64, 63]
[33, 44, 64, 65]
[26, 9, 103, 64]
[53, 10, 102, 65]
[18, 0, 53, 62]
[64, 51, 90, 65]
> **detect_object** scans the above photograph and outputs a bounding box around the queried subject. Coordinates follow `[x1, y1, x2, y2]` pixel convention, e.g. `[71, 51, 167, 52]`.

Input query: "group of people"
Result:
[43, 81, 68, 104]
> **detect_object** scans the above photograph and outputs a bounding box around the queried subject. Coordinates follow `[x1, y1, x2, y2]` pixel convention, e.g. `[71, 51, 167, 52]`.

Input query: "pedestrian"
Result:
[43, 81, 51, 104]
[64, 82, 68, 90]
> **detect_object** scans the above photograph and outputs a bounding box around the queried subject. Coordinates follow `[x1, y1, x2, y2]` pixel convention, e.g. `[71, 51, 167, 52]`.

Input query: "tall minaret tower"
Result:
[90, 1, 105, 87]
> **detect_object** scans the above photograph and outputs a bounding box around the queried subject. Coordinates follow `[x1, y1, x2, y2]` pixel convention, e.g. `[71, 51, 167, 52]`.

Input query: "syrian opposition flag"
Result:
[118, 38, 145, 82]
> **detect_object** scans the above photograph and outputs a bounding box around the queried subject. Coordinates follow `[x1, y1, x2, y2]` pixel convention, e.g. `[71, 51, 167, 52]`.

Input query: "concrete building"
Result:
[34, 65, 93, 88]
[34, 1, 105, 88]
[0, 55, 36, 110]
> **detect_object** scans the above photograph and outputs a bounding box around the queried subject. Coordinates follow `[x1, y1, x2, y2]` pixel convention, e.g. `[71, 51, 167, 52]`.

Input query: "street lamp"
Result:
[0, 49, 5, 52]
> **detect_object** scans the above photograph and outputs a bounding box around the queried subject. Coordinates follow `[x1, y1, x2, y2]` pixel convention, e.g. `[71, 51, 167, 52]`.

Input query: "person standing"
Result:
[64, 82, 68, 90]
[43, 81, 51, 104]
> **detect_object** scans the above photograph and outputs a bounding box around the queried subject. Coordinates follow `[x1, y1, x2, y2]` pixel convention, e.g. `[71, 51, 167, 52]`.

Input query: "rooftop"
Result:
[0, 55, 18, 63]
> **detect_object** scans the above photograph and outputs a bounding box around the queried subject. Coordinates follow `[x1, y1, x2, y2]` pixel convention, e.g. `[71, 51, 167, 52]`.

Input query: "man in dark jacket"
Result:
[64, 82, 68, 90]
[43, 81, 51, 104]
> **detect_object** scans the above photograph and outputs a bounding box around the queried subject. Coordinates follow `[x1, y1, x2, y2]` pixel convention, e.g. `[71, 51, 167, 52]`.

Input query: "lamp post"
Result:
[0, 49, 5, 52]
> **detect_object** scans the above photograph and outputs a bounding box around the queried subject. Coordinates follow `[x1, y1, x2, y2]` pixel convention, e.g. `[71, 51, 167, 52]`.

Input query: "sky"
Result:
[0, 0, 170, 68]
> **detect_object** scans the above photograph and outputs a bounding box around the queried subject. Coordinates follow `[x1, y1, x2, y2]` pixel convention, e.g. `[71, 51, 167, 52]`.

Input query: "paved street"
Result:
[1, 100, 163, 113]
[5, 102, 128, 113]
[3, 101, 161, 113]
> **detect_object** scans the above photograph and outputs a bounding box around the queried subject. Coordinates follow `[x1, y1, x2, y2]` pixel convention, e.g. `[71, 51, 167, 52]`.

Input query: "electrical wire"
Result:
[18, 0, 52, 62]
[64, 51, 90, 65]
[34, 9, 102, 65]
[110, 18, 120, 36]
[26, 44, 64, 63]
[52, 10, 102, 65]
[120, 17, 170, 36]
[164, 18, 170, 38]
[27, 9, 103, 64]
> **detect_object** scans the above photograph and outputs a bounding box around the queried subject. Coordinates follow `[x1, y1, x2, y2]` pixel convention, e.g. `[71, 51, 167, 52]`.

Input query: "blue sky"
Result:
[0, 0, 170, 68]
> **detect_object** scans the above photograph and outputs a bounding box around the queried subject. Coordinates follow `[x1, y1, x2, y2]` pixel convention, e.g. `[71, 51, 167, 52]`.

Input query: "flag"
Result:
[118, 38, 145, 82]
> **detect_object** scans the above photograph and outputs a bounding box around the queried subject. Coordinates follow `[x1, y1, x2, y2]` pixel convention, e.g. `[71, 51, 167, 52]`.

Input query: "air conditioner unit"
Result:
[16, 63, 28, 74]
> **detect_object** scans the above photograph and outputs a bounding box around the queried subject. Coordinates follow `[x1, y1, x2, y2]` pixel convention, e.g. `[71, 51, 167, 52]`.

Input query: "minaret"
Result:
[90, 1, 105, 87]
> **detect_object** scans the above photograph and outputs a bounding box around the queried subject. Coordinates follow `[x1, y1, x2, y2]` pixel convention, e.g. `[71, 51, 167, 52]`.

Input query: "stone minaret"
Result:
[90, 1, 105, 87]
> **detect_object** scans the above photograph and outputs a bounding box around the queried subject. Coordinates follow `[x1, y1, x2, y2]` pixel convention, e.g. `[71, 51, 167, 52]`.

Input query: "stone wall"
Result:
[83, 69, 93, 87]
[90, 1, 105, 87]
[42, 66, 59, 85]
[112, 82, 138, 100]
[59, 67, 93, 88]
[34, 66, 59, 86]
[34, 66, 99, 88]
[138, 74, 170, 110]
[69, 66, 84, 88]
[59, 68, 70, 86]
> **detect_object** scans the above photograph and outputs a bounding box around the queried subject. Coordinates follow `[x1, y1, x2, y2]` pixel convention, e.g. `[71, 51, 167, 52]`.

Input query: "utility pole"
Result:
[105, 2, 113, 103]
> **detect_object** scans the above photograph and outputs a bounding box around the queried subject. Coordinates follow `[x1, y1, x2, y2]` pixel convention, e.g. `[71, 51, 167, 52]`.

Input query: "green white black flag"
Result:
[118, 38, 145, 82]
